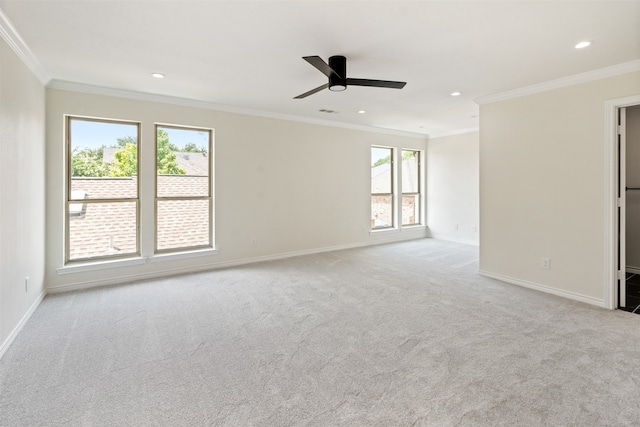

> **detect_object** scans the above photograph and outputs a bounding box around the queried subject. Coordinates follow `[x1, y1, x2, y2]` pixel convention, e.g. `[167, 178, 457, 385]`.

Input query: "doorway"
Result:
[616, 103, 640, 312]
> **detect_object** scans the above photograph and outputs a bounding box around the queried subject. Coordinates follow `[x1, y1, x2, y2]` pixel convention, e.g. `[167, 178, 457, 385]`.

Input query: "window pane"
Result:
[68, 201, 137, 261]
[157, 127, 210, 197]
[402, 150, 419, 193]
[371, 195, 392, 229]
[157, 199, 210, 251]
[402, 194, 420, 225]
[69, 119, 138, 199]
[71, 177, 137, 200]
[157, 175, 209, 198]
[371, 147, 392, 194]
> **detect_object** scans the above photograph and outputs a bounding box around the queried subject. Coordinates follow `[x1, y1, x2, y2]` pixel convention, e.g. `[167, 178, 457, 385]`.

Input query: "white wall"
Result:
[479, 71, 640, 306]
[0, 38, 46, 355]
[426, 131, 479, 244]
[45, 89, 427, 291]
[625, 105, 640, 269]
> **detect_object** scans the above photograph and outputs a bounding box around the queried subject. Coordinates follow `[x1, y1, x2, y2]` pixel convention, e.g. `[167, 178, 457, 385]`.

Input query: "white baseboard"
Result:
[479, 270, 607, 309]
[47, 233, 429, 294]
[0, 291, 46, 360]
[427, 232, 479, 246]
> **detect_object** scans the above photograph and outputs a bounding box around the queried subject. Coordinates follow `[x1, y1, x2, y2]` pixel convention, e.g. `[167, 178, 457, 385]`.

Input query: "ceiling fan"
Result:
[294, 55, 406, 99]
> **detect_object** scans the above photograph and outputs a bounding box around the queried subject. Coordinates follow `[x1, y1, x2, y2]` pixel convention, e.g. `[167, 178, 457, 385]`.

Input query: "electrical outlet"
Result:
[472, 225, 478, 232]
[454, 223, 459, 230]
[25, 276, 29, 293]
[250, 238, 257, 246]
[541, 258, 550, 270]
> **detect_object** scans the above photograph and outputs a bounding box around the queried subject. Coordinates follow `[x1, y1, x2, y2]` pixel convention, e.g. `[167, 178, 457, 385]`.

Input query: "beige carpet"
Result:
[1, 238, 640, 426]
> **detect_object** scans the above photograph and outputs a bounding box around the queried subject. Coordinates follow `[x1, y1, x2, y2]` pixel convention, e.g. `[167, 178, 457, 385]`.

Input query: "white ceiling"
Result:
[1, 0, 639, 137]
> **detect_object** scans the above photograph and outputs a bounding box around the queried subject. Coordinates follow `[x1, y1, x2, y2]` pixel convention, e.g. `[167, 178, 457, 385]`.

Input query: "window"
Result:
[66, 117, 140, 262]
[401, 150, 421, 225]
[155, 125, 212, 252]
[65, 117, 214, 265]
[371, 146, 394, 229]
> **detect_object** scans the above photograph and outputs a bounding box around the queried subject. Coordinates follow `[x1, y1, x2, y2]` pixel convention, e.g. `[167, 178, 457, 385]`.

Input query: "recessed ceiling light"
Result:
[450, 91, 461, 97]
[575, 41, 591, 49]
[151, 73, 165, 78]
[358, 110, 366, 114]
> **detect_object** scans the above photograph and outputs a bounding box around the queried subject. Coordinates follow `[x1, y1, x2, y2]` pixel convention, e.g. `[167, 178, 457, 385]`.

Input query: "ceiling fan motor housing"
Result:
[328, 55, 347, 91]
[294, 54, 406, 99]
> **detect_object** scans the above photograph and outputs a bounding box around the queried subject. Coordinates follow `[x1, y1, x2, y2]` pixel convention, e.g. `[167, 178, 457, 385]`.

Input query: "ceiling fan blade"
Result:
[294, 83, 329, 99]
[303, 56, 340, 79]
[346, 78, 406, 89]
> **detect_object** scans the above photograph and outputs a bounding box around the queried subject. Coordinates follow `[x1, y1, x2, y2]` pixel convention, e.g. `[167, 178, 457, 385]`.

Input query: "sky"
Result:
[371, 146, 391, 165]
[70, 119, 210, 150]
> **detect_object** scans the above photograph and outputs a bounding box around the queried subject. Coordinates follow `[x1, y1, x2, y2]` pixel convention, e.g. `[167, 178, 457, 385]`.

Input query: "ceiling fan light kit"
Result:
[328, 55, 347, 91]
[295, 55, 406, 99]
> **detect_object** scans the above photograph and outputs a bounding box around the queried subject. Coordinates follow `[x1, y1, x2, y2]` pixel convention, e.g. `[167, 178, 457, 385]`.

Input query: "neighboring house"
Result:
[70, 175, 209, 260]
[102, 148, 209, 175]
[66, 149, 211, 260]
[175, 151, 209, 175]
[371, 158, 419, 227]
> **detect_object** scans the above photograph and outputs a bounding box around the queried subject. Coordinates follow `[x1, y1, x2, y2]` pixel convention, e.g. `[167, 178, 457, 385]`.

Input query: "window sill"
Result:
[57, 257, 147, 275]
[148, 248, 219, 263]
[57, 248, 220, 275]
[370, 227, 399, 235]
[369, 224, 426, 236]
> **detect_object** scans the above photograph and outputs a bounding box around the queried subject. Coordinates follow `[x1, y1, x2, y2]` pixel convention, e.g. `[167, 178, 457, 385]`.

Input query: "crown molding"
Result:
[0, 8, 49, 85]
[475, 59, 640, 105]
[47, 80, 427, 140]
[427, 127, 479, 139]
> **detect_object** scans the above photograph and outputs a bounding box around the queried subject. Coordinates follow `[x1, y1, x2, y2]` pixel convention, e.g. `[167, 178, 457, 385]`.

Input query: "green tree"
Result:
[182, 142, 207, 153]
[107, 130, 185, 176]
[372, 155, 391, 168]
[111, 142, 138, 176]
[402, 151, 415, 160]
[371, 151, 415, 168]
[71, 147, 109, 177]
[116, 135, 136, 148]
[157, 129, 186, 175]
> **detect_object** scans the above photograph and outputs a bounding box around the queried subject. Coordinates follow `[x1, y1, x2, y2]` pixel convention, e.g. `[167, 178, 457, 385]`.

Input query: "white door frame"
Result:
[605, 95, 640, 310]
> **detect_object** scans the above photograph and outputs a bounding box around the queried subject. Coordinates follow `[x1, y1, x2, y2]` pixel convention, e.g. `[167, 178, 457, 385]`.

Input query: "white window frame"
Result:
[65, 115, 141, 264]
[371, 145, 395, 230]
[154, 124, 214, 254]
[400, 149, 422, 227]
